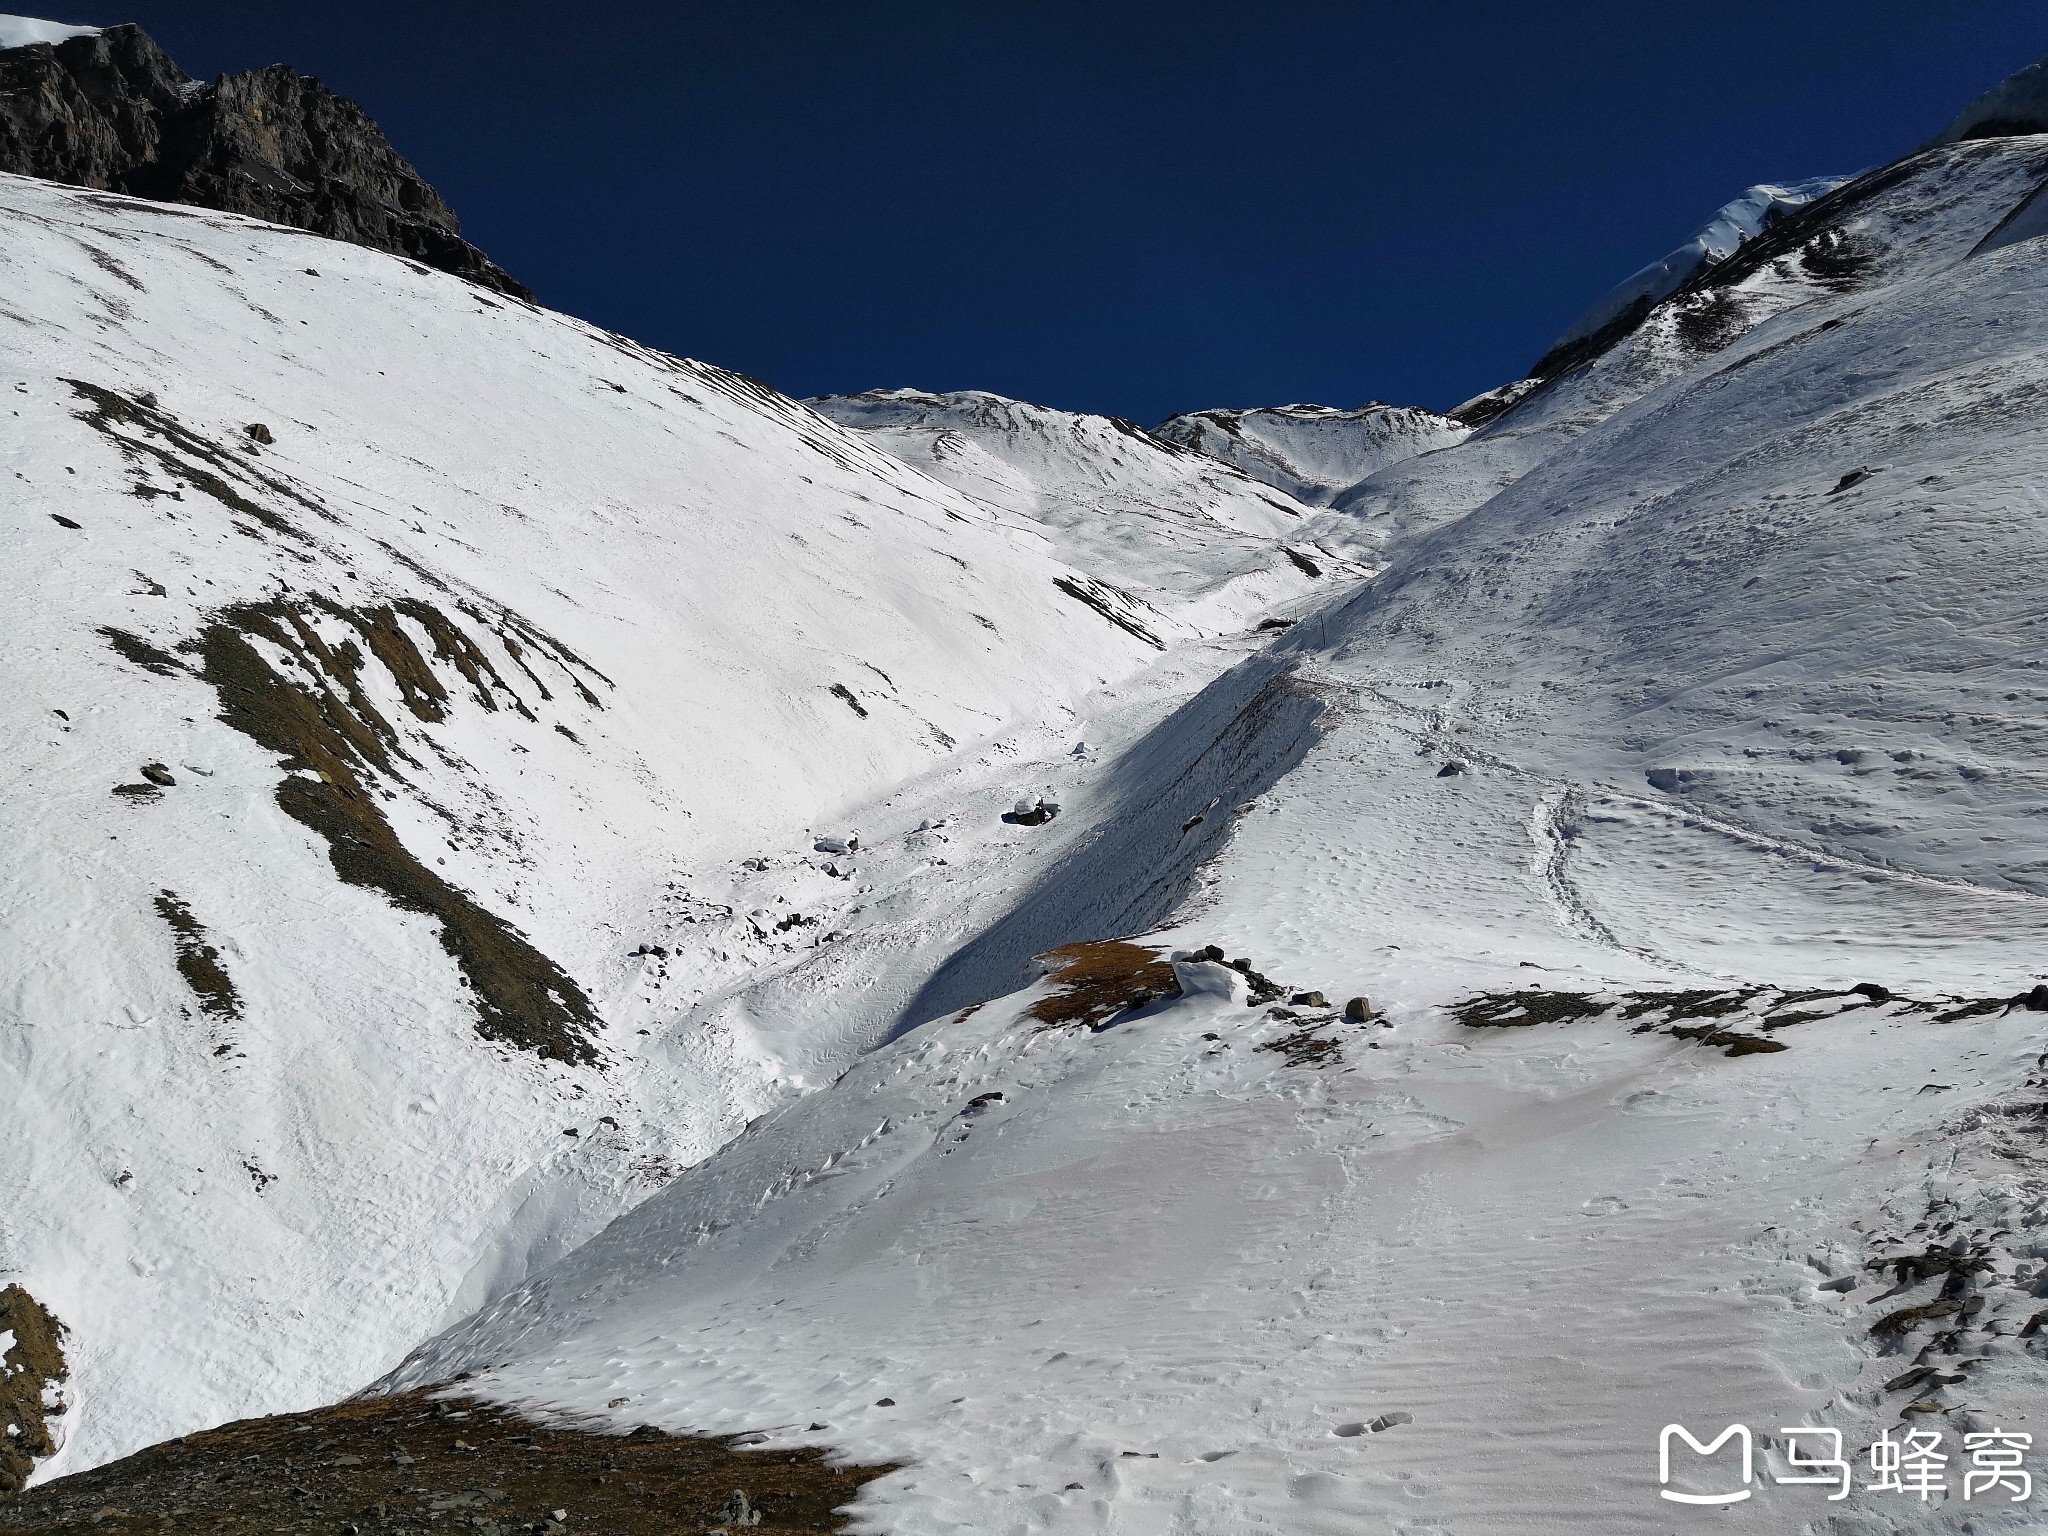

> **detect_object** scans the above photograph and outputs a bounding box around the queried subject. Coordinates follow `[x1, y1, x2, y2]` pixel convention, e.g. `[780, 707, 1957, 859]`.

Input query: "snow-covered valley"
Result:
[7, 20, 2048, 1535]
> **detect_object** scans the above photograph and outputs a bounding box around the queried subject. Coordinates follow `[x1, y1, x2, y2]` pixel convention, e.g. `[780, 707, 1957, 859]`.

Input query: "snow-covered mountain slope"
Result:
[1335, 130, 2048, 546]
[0, 170, 1272, 1475]
[0, 14, 94, 50]
[1540, 176, 1847, 363]
[386, 129, 2048, 1535]
[808, 388, 1361, 636]
[1935, 47, 2048, 143]
[1149, 400, 1468, 506]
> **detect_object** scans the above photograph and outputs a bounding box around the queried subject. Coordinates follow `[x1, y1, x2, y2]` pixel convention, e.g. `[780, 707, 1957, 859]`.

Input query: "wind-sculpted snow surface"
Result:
[0, 173, 1251, 1475]
[386, 131, 2048, 1533]
[808, 388, 1364, 634]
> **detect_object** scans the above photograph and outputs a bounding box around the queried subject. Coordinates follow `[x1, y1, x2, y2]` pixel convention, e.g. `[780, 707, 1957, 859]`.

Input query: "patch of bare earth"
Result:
[0, 1287, 68, 1497]
[1027, 939, 1180, 1030]
[0, 1390, 896, 1535]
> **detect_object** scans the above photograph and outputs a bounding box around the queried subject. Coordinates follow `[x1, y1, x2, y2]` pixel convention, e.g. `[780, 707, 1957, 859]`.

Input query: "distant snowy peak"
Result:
[1935, 49, 2048, 143]
[809, 388, 1356, 634]
[1537, 176, 1849, 368]
[1152, 401, 1467, 507]
[811, 387, 1176, 448]
[0, 14, 98, 49]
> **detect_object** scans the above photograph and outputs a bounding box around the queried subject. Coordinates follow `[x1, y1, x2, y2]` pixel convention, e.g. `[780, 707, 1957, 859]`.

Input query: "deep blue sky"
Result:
[52, 2, 2048, 421]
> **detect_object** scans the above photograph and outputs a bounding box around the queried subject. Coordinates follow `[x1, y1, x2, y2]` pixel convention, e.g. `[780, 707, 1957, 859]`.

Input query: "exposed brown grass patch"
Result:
[95, 627, 184, 677]
[152, 890, 241, 1019]
[1257, 1023, 1343, 1068]
[1450, 980, 2018, 1059]
[0, 1388, 895, 1534]
[0, 1286, 68, 1497]
[195, 610, 599, 1064]
[1028, 940, 1180, 1030]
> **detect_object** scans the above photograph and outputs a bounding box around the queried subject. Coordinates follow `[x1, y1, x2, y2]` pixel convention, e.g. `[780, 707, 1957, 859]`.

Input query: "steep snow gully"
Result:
[11, 24, 2048, 1536]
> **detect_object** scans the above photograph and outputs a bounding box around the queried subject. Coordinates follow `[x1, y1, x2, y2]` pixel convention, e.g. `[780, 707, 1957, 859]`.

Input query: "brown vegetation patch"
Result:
[152, 890, 241, 1019]
[1257, 1022, 1343, 1068]
[1028, 940, 1180, 1030]
[1453, 984, 1864, 1057]
[0, 1285, 69, 1497]
[195, 612, 598, 1064]
[95, 627, 184, 676]
[0, 1389, 895, 1534]
[65, 380, 325, 542]
[1452, 990, 1608, 1028]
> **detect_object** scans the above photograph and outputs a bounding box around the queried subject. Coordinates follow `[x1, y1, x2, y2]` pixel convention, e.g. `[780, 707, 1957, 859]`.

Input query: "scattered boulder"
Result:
[1435, 761, 1464, 777]
[716, 1489, 764, 1527]
[1344, 996, 1373, 1023]
[1004, 795, 1059, 827]
[139, 761, 175, 785]
[812, 834, 856, 855]
[1291, 990, 1327, 1008]
[244, 422, 274, 445]
[1850, 981, 1894, 1003]
[2020, 983, 2048, 1011]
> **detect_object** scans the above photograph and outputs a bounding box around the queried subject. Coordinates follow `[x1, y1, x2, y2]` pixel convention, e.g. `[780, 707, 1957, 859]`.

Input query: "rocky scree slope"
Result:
[0, 18, 527, 296]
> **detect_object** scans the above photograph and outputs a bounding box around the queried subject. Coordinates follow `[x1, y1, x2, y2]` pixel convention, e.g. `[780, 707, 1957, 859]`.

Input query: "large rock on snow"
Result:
[0, 19, 529, 297]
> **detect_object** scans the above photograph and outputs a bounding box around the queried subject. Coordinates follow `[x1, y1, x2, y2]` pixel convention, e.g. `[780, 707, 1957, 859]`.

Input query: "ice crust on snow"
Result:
[0, 14, 98, 49]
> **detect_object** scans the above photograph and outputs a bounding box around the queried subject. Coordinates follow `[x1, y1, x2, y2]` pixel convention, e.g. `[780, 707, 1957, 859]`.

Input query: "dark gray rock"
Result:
[0, 25, 530, 298]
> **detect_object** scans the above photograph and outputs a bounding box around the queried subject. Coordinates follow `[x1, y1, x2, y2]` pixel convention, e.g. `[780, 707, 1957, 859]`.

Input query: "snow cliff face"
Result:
[388, 130, 2048, 1535]
[1149, 400, 1468, 507]
[0, 172, 1248, 1473]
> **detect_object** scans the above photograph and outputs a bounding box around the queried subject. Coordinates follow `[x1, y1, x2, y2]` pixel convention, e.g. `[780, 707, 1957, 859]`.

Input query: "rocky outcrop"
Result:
[0, 23, 530, 298]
